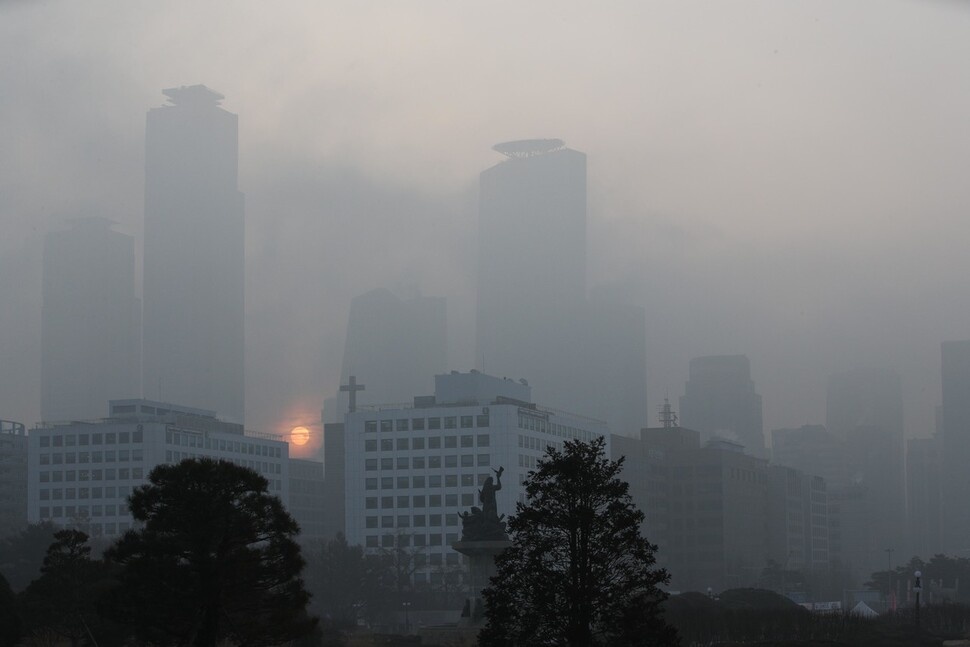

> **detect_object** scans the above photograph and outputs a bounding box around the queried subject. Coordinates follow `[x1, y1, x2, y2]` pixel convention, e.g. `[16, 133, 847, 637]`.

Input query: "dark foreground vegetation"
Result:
[664, 588, 970, 647]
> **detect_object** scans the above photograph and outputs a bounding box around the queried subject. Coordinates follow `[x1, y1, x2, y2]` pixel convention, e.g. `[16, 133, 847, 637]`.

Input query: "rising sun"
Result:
[290, 426, 310, 446]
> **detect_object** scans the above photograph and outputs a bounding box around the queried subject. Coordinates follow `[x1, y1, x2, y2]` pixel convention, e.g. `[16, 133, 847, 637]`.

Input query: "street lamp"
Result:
[914, 570, 922, 629]
[707, 586, 713, 600]
[402, 601, 412, 634]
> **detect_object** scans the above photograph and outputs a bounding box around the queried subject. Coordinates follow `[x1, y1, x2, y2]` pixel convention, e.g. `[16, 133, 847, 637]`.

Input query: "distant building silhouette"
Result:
[41, 218, 140, 422]
[475, 140, 647, 434]
[332, 287, 447, 416]
[825, 368, 905, 578]
[908, 433, 943, 559]
[941, 341, 970, 555]
[142, 86, 244, 422]
[679, 355, 765, 458]
[771, 424, 844, 489]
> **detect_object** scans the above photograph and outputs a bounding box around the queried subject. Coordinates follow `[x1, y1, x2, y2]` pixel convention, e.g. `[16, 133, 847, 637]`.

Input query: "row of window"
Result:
[364, 453, 490, 472]
[39, 490, 129, 510]
[365, 493, 475, 511]
[39, 431, 144, 448]
[36, 513, 131, 536]
[38, 485, 132, 501]
[39, 468, 143, 483]
[517, 415, 597, 443]
[167, 431, 283, 458]
[365, 465, 492, 490]
[364, 415, 489, 433]
[38, 449, 144, 465]
[165, 451, 282, 476]
[366, 512, 465, 528]
[364, 532, 459, 548]
[365, 434, 490, 452]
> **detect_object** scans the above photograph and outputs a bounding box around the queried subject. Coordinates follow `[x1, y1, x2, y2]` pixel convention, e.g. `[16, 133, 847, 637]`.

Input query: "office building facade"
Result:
[0, 420, 28, 536]
[344, 371, 608, 587]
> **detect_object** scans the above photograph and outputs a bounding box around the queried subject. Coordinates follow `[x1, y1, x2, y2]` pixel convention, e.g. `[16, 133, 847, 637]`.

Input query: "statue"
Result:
[459, 466, 508, 541]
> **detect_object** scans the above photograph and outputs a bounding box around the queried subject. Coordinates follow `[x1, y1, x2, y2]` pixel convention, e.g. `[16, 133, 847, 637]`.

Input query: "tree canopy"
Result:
[480, 437, 679, 647]
[104, 458, 316, 647]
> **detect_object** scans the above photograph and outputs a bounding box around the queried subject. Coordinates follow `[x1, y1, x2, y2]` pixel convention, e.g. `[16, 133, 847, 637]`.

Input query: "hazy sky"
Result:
[2, 1, 969, 450]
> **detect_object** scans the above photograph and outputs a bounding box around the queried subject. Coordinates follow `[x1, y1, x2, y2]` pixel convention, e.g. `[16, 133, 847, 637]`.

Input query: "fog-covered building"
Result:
[343, 371, 608, 587]
[941, 341, 970, 555]
[329, 288, 447, 419]
[27, 400, 287, 538]
[41, 218, 140, 422]
[289, 458, 326, 542]
[0, 419, 28, 536]
[679, 355, 765, 458]
[142, 86, 245, 422]
[475, 140, 647, 435]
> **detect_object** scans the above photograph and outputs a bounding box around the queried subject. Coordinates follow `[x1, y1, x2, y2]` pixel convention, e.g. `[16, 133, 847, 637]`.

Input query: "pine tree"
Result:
[104, 458, 316, 647]
[480, 437, 678, 646]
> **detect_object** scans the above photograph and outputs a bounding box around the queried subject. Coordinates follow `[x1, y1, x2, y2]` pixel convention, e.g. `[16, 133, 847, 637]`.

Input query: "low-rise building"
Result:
[27, 399, 289, 538]
[0, 419, 28, 536]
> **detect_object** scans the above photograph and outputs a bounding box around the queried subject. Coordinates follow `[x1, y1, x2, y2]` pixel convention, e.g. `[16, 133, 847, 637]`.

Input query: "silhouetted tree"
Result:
[0, 571, 20, 647]
[18, 530, 111, 647]
[0, 521, 58, 591]
[480, 438, 679, 647]
[104, 458, 316, 647]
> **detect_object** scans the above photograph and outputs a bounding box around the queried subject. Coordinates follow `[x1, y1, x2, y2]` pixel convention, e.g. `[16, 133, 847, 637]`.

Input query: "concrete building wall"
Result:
[0, 420, 27, 537]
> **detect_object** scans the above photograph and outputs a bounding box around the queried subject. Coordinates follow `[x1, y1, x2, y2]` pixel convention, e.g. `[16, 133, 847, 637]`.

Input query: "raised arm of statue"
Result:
[493, 466, 504, 492]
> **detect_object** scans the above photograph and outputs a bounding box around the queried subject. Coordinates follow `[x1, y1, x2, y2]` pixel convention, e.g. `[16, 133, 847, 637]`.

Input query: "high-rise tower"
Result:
[41, 218, 140, 421]
[941, 341, 970, 554]
[475, 139, 647, 434]
[679, 355, 765, 457]
[142, 86, 244, 422]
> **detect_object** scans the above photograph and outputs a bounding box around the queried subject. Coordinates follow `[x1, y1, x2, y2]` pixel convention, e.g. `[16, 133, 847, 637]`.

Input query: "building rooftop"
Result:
[493, 138, 565, 159]
[162, 85, 224, 107]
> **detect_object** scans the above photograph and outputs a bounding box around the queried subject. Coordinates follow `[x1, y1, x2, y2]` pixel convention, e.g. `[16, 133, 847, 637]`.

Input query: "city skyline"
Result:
[1, 2, 969, 442]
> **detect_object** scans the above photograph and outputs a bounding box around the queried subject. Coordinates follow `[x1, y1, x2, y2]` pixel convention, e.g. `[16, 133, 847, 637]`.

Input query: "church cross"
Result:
[340, 375, 366, 413]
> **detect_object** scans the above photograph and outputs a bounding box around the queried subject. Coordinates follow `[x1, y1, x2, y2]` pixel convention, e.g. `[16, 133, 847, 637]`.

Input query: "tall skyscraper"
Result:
[825, 368, 905, 575]
[475, 139, 647, 434]
[41, 218, 140, 421]
[941, 341, 970, 555]
[335, 287, 447, 412]
[142, 86, 244, 422]
[679, 355, 765, 457]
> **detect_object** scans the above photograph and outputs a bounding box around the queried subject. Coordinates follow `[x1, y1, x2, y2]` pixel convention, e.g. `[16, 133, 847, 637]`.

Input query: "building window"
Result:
[397, 496, 409, 508]
[412, 418, 425, 430]
[53, 436, 63, 448]
[414, 516, 426, 528]
[428, 418, 441, 430]
[397, 457, 409, 470]
[365, 478, 378, 490]
[380, 420, 393, 433]
[365, 459, 378, 471]
[381, 439, 393, 451]
[413, 476, 425, 488]
[445, 455, 457, 468]
[381, 516, 394, 528]
[40, 436, 50, 448]
[460, 416, 473, 428]
[477, 415, 489, 427]
[445, 494, 458, 508]
[444, 436, 457, 449]
[396, 419, 409, 432]
[413, 437, 425, 450]
[366, 497, 378, 509]
[397, 438, 409, 451]
[366, 536, 378, 548]
[444, 417, 457, 429]
[381, 496, 394, 509]
[461, 493, 474, 507]
[40, 454, 50, 465]
[429, 495, 442, 508]
[460, 435, 474, 448]
[382, 535, 395, 548]
[462, 474, 474, 487]
[430, 534, 442, 546]
[477, 434, 490, 447]
[429, 456, 441, 469]
[397, 477, 409, 489]
[413, 457, 425, 469]
[445, 475, 458, 487]
[429, 475, 441, 488]
[428, 437, 441, 449]
[397, 515, 410, 528]
[366, 517, 378, 529]
[65, 435, 76, 447]
[381, 458, 393, 470]
[477, 454, 490, 467]
[381, 477, 394, 490]
[365, 421, 377, 433]
[365, 439, 377, 452]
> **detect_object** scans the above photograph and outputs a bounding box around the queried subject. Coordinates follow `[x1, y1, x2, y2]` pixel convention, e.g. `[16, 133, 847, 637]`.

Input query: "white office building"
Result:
[27, 399, 288, 538]
[344, 371, 608, 587]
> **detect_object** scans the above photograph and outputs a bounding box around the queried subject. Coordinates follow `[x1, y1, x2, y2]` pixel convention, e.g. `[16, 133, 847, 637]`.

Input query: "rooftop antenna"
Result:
[658, 391, 678, 429]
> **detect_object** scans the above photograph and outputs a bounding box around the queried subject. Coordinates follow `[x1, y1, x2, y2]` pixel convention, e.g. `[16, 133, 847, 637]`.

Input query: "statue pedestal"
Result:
[452, 539, 511, 625]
